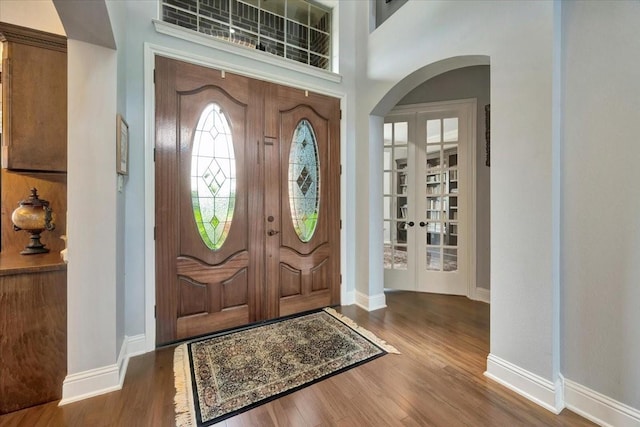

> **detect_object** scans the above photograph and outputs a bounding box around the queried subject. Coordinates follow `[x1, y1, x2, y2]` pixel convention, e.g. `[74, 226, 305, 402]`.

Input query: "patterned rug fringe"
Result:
[174, 343, 196, 427]
[323, 307, 401, 354]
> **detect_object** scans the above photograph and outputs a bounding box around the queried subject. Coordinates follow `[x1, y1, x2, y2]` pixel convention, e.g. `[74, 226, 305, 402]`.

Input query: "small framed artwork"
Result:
[116, 114, 129, 175]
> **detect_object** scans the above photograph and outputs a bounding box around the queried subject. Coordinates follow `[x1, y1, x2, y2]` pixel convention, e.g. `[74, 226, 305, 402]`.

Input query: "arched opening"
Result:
[369, 55, 491, 302]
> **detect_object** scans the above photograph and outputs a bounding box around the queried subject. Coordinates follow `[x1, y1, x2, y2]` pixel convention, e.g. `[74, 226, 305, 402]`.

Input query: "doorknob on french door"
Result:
[419, 221, 427, 227]
[407, 221, 415, 227]
[268, 229, 280, 236]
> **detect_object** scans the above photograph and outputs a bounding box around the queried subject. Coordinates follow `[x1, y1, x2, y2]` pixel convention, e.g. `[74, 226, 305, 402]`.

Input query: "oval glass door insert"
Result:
[191, 103, 236, 250]
[288, 119, 320, 242]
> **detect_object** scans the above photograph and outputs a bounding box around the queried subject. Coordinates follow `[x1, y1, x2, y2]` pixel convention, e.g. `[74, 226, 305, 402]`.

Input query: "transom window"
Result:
[161, 0, 332, 70]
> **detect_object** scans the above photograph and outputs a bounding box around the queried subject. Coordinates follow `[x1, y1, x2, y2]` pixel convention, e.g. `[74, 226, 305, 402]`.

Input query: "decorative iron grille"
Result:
[161, 0, 331, 70]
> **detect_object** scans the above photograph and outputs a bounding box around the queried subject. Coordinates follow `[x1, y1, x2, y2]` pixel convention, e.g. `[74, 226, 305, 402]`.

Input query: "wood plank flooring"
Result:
[0, 291, 595, 426]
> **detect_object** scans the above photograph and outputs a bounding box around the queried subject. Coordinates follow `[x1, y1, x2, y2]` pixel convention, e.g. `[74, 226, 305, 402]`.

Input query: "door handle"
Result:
[406, 221, 415, 227]
[419, 221, 427, 227]
[268, 229, 280, 236]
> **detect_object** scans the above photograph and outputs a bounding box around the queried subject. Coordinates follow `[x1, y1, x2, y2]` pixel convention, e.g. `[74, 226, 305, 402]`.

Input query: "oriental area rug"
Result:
[173, 307, 400, 426]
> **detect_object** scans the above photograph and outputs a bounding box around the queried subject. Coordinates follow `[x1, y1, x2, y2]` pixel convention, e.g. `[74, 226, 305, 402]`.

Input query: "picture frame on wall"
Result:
[485, 104, 490, 167]
[116, 114, 129, 175]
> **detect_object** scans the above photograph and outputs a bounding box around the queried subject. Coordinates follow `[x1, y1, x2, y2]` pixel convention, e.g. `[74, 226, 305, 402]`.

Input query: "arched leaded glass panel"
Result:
[288, 119, 320, 242]
[191, 103, 236, 250]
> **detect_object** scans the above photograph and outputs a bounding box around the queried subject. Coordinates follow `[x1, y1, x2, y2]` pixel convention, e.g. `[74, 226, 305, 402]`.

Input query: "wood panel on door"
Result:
[264, 85, 341, 318]
[155, 56, 262, 345]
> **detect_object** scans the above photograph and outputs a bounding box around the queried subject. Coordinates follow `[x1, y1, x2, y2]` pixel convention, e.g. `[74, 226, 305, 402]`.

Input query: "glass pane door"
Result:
[416, 102, 475, 295]
[415, 105, 469, 296]
[383, 100, 472, 296]
[383, 121, 409, 271]
[424, 117, 458, 272]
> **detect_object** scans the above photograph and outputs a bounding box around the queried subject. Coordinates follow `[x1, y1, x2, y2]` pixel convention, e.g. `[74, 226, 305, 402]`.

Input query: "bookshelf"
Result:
[426, 148, 458, 246]
[395, 158, 408, 245]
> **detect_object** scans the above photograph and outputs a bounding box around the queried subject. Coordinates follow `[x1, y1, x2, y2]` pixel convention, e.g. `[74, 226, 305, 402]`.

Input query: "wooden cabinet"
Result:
[0, 23, 68, 415]
[0, 22, 67, 172]
[0, 253, 67, 414]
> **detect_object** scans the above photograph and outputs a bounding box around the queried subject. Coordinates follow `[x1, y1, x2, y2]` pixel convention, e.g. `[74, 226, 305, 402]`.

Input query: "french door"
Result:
[383, 100, 474, 295]
[154, 56, 340, 345]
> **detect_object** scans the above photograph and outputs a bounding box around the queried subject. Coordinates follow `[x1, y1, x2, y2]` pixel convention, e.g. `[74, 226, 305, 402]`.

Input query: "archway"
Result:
[367, 55, 491, 305]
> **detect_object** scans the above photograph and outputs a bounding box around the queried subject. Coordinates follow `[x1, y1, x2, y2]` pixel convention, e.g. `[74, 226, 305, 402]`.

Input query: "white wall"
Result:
[338, 1, 359, 305]
[562, 1, 640, 409]
[360, 0, 560, 393]
[66, 39, 118, 374]
[105, 0, 128, 365]
[47, 0, 126, 401]
[353, 0, 382, 308]
[397, 65, 491, 291]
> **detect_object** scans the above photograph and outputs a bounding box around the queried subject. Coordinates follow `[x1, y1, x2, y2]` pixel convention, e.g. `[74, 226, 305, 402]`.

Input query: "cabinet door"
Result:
[1, 23, 67, 172]
[0, 269, 67, 414]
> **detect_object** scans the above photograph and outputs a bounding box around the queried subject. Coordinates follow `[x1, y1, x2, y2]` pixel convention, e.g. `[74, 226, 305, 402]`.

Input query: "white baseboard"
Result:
[59, 363, 122, 405]
[125, 334, 147, 359]
[355, 291, 386, 311]
[473, 287, 490, 303]
[485, 353, 564, 414]
[342, 289, 356, 306]
[565, 379, 640, 427]
[60, 334, 147, 405]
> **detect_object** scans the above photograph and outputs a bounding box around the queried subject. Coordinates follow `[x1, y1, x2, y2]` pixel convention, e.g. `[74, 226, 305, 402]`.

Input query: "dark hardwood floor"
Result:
[0, 291, 594, 426]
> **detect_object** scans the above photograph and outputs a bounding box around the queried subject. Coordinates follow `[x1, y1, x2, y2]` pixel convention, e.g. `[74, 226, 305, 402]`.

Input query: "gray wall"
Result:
[398, 65, 491, 290]
[562, 1, 640, 408]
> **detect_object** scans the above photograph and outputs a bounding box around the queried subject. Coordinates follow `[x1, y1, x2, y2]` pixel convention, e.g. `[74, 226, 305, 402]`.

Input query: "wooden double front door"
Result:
[154, 56, 340, 345]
